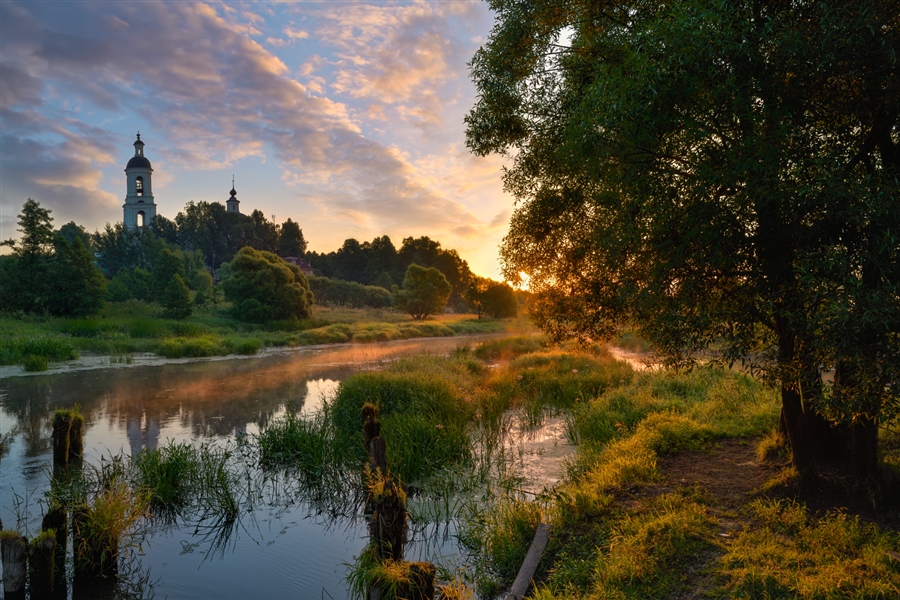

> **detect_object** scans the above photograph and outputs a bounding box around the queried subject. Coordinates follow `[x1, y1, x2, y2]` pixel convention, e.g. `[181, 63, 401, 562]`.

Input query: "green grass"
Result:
[473, 335, 546, 360]
[721, 499, 900, 598]
[133, 442, 196, 510]
[0, 334, 79, 366]
[1, 302, 533, 366]
[330, 355, 477, 482]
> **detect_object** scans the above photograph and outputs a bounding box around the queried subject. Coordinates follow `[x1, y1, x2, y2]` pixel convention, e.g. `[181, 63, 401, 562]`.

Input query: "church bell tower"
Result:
[123, 132, 157, 229]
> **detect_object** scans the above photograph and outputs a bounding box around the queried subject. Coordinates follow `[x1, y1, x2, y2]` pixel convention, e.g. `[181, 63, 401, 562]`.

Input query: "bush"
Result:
[222, 247, 313, 322]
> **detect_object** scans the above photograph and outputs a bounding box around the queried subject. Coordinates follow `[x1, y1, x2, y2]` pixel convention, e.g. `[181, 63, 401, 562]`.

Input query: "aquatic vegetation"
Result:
[72, 480, 148, 578]
[0, 334, 79, 366]
[133, 441, 196, 510]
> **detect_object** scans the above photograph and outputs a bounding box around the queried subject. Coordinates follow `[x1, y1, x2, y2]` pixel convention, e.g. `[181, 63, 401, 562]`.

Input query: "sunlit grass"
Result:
[721, 499, 900, 598]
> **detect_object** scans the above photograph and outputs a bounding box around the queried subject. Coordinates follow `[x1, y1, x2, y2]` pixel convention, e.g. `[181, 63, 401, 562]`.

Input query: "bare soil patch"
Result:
[655, 438, 772, 511]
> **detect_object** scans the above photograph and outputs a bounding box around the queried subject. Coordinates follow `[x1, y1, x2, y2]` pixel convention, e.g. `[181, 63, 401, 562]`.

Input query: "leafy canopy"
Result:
[222, 246, 314, 322]
[467, 0, 900, 474]
[392, 264, 452, 320]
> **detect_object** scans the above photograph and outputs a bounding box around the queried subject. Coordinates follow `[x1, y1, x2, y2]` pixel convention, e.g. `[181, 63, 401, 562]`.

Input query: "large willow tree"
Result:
[467, 0, 900, 480]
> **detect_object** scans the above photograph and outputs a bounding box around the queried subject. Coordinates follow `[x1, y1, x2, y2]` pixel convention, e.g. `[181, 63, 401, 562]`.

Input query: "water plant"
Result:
[133, 441, 196, 511]
[72, 480, 148, 579]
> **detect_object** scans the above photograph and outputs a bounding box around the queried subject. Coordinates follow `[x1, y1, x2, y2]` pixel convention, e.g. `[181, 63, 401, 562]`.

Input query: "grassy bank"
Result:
[455, 358, 900, 599]
[0, 301, 533, 370]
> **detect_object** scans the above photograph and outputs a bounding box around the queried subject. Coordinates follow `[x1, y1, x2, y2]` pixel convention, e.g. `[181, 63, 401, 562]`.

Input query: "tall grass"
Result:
[330, 355, 476, 482]
[0, 335, 79, 366]
[133, 442, 196, 511]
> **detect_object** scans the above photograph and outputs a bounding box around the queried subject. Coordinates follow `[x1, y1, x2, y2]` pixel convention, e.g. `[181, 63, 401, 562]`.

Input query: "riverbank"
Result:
[0, 300, 534, 372]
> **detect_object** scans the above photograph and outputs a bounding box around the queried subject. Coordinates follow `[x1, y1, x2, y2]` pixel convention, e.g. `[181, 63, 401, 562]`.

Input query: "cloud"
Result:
[284, 26, 308, 40]
[0, 0, 504, 262]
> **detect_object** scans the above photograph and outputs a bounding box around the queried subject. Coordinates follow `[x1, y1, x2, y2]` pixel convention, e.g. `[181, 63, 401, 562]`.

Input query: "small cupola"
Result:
[226, 176, 241, 214]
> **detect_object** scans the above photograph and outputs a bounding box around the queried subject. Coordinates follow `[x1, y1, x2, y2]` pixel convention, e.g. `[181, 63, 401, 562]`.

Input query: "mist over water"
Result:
[0, 336, 505, 599]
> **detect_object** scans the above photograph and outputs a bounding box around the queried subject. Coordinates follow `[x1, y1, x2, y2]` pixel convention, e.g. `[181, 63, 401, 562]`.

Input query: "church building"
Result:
[123, 133, 243, 228]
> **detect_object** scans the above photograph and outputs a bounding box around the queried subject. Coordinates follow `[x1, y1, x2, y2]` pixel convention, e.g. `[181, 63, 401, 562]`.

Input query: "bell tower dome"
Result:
[123, 132, 157, 229]
[226, 176, 241, 214]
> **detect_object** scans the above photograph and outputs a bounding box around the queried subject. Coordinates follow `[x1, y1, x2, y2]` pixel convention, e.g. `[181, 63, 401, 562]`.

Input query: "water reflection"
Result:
[0, 336, 501, 599]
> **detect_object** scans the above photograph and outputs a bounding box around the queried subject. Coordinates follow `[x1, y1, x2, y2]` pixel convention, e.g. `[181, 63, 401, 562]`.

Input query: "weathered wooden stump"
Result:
[1, 531, 28, 597]
[370, 478, 407, 561]
[29, 530, 58, 596]
[52, 411, 73, 470]
[369, 436, 387, 474]
[42, 504, 68, 583]
[69, 411, 84, 465]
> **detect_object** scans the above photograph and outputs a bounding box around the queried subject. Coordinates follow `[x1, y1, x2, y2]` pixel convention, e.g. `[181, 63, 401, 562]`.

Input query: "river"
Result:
[1, 335, 533, 599]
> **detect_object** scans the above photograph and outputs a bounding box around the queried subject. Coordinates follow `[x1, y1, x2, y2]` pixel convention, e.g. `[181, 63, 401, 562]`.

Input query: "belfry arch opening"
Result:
[137, 211, 145, 227]
[136, 176, 144, 197]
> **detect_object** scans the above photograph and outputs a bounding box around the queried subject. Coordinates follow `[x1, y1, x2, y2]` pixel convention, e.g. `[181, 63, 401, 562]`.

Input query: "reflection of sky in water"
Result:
[0, 336, 499, 598]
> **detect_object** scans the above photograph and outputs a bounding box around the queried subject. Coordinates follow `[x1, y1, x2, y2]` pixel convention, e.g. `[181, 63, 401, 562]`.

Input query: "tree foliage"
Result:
[465, 276, 518, 319]
[161, 274, 193, 320]
[222, 247, 314, 322]
[307, 276, 392, 309]
[278, 218, 307, 257]
[392, 264, 452, 320]
[467, 0, 900, 479]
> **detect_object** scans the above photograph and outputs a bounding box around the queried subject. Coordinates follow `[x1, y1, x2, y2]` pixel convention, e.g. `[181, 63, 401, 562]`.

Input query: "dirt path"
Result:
[655, 438, 772, 511]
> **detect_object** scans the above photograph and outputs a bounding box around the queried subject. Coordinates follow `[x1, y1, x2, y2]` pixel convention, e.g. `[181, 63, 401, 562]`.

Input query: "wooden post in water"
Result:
[52, 410, 73, 471]
[1, 531, 28, 598]
[369, 478, 407, 561]
[42, 504, 68, 586]
[68, 409, 84, 467]
[28, 530, 58, 596]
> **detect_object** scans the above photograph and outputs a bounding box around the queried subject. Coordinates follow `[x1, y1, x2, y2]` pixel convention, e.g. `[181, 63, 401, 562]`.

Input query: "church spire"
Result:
[227, 175, 241, 214]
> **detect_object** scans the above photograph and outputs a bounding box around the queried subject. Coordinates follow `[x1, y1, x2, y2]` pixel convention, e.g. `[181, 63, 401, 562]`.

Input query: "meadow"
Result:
[0, 300, 529, 370]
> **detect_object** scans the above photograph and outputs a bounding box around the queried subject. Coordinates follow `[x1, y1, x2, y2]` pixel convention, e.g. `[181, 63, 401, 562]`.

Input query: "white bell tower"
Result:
[123, 132, 157, 229]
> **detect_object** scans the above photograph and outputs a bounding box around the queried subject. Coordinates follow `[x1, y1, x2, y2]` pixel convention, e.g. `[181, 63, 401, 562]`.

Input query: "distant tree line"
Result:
[151, 201, 307, 269]
[1, 198, 521, 322]
[307, 235, 473, 310]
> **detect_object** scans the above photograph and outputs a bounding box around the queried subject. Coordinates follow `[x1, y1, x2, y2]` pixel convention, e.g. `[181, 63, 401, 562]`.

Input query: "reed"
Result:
[133, 441, 196, 511]
[72, 481, 148, 579]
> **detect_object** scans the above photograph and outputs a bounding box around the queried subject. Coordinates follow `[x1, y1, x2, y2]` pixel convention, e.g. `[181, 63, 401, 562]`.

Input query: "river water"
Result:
[1, 335, 547, 599]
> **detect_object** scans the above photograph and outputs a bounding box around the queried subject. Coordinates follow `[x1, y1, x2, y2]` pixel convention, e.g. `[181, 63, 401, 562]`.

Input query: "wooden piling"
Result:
[42, 504, 67, 582]
[52, 411, 73, 470]
[1, 531, 28, 597]
[369, 436, 387, 474]
[29, 530, 58, 596]
[68, 411, 84, 464]
[370, 478, 407, 561]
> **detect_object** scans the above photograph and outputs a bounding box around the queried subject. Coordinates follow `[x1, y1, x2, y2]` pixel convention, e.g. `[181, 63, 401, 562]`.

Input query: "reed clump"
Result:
[72, 480, 148, 579]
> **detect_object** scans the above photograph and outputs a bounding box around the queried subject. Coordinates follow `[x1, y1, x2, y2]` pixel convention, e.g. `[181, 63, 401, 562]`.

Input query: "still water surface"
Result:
[0, 336, 511, 599]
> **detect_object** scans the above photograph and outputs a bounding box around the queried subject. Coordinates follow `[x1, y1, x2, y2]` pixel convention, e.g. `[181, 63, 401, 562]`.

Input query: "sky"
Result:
[0, 0, 512, 279]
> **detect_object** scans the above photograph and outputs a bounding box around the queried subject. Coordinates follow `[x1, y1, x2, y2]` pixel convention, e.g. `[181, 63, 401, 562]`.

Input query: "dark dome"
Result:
[126, 156, 152, 170]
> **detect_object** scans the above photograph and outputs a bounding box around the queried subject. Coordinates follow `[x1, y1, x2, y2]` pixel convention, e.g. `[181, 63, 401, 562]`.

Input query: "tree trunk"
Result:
[780, 384, 816, 479]
[851, 416, 879, 482]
